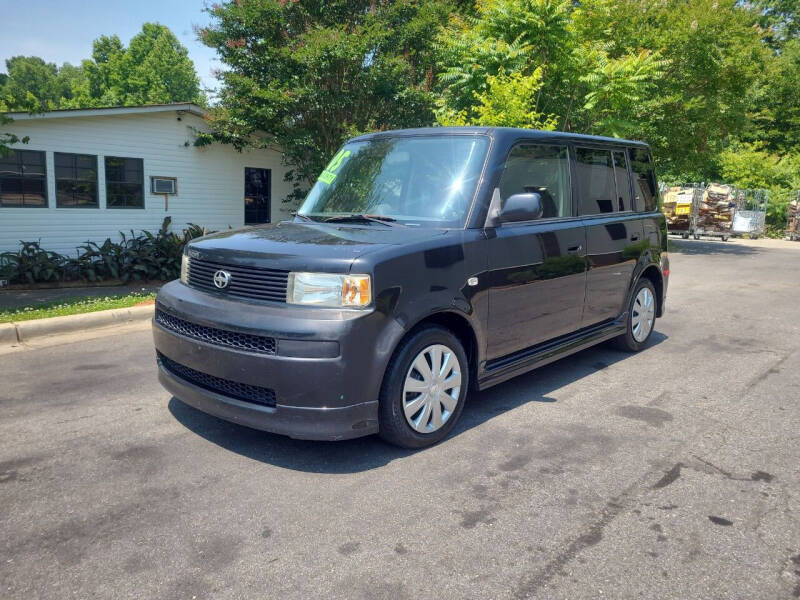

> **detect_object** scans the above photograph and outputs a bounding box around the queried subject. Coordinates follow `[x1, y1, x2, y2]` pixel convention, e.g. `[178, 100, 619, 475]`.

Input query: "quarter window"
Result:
[575, 148, 616, 215]
[0, 150, 48, 208]
[629, 147, 658, 212]
[105, 156, 144, 209]
[498, 144, 572, 219]
[55, 152, 98, 208]
[612, 151, 632, 212]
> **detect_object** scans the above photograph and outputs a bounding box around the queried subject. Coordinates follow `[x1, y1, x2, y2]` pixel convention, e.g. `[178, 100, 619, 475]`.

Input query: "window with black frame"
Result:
[498, 144, 572, 219]
[628, 147, 658, 212]
[55, 152, 98, 208]
[0, 150, 48, 208]
[575, 148, 616, 215]
[105, 156, 144, 208]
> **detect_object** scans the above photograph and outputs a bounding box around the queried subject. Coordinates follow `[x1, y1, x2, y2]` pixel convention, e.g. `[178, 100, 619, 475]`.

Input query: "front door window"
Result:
[245, 167, 271, 225]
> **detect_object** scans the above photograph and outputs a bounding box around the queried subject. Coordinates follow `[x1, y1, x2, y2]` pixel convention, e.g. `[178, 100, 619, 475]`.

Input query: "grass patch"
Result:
[0, 290, 156, 323]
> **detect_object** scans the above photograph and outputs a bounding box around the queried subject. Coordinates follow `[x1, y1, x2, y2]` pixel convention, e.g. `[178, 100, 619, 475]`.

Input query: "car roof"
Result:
[348, 126, 649, 148]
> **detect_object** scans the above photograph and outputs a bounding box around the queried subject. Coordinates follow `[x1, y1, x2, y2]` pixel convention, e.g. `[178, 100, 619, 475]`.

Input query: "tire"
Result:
[378, 325, 469, 449]
[613, 278, 657, 352]
[721, 235, 729, 242]
[681, 232, 689, 239]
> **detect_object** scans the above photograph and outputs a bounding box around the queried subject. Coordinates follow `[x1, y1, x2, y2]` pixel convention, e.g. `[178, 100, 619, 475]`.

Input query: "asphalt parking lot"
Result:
[2, 238, 800, 600]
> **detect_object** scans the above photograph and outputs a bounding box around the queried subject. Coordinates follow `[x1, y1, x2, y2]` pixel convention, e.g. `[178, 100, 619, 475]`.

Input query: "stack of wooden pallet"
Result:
[788, 197, 800, 240]
[697, 184, 736, 232]
[662, 187, 695, 231]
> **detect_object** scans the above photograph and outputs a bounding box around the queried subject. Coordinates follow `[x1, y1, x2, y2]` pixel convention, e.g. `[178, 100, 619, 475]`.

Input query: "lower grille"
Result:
[155, 308, 276, 355]
[157, 352, 276, 408]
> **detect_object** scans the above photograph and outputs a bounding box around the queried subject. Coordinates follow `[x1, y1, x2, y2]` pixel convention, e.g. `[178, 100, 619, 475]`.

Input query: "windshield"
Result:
[298, 134, 489, 228]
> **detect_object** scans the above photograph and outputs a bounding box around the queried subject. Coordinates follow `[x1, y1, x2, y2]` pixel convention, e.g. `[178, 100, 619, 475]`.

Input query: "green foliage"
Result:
[0, 218, 210, 285]
[0, 24, 203, 112]
[436, 68, 558, 129]
[0, 291, 156, 324]
[200, 0, 452, 202]
[718, 142, 800, 236]
[434, 0, 665, 140]
[0, 113, 29, 157]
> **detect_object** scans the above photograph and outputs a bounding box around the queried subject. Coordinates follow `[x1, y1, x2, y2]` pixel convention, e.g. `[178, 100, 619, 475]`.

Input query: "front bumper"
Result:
[153, 280, 405, 441]
[157, 363, 377, 440]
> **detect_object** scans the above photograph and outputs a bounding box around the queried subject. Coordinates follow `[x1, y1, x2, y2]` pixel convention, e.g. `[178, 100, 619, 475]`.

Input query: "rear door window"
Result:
[498, 144, 572, 219]
[628, 147, 658, 212]
[612, 151, 632, 212]
[575, 148, 616, 215]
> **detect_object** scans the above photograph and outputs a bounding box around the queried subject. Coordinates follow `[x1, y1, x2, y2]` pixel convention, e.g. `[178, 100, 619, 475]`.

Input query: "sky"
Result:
[0, 0, 220, 94]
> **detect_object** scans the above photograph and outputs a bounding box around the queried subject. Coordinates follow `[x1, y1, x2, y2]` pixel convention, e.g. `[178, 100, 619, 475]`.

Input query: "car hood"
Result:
[186, 220, 450, 272]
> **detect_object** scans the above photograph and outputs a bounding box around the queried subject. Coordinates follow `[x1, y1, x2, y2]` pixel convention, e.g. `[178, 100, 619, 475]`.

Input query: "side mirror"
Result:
[500, 192, 543, 223]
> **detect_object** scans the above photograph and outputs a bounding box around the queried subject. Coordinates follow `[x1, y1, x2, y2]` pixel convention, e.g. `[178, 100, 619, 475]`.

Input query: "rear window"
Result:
[575, 148, 616, 215]
[629, 147, 658, 212]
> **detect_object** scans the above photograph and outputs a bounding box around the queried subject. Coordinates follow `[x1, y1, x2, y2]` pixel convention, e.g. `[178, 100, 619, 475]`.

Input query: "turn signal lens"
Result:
[287, 272, 372, 308]
[341, 275, 371, 307]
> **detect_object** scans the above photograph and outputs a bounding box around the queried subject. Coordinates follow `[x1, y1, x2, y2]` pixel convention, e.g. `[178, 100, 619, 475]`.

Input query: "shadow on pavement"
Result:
[168, 332, 667, 474]
[668, 238, 759, 256]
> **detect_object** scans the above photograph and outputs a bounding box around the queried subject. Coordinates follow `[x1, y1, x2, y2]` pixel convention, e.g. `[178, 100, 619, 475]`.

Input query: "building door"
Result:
[245, 167, 271, 225]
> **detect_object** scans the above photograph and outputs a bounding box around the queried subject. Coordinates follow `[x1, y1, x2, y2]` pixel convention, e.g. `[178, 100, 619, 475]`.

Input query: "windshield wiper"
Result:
[323, 213, 397, 226]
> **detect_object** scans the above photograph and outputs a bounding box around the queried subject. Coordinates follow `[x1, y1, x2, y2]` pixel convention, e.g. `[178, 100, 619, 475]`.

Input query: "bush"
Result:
[0, 217, 211, 285]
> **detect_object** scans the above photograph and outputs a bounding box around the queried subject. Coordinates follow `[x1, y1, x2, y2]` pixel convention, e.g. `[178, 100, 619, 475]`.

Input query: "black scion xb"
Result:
[153, 127, 669, 448]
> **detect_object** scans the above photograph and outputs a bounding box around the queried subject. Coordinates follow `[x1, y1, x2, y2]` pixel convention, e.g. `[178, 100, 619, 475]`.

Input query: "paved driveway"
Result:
[2, 238, 799, 599]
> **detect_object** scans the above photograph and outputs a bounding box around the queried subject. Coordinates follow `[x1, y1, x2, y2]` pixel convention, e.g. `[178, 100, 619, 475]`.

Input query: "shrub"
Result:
[0, 217, 211, 285]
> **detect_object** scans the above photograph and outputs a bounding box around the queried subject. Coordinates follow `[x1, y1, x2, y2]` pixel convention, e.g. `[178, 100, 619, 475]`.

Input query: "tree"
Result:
[435, 0, 664, 138]
[200, 0, 452, 201]
[753, 0, 799, 46]
[0, 24, 203, 111]
[747, 38, 800, 154]
[435, 0, 766, 183]
[0, 114, 29, 157]
[0, 56, 61, 111]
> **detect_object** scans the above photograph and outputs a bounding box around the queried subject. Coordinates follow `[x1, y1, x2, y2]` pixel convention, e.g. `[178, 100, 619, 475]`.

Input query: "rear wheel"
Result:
[613, 278, 657, 352]
[681, 232, 689, 239]
[378, 326, 468, 448]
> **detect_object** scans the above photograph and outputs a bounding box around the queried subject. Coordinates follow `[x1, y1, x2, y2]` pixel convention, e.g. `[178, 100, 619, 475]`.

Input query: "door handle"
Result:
[630, 234, 640, 242]
[567, 244, 583, 253]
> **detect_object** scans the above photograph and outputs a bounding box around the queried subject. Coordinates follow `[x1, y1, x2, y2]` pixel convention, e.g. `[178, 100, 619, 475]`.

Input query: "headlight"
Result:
[287, 272, 371, 308]
[180, 253, 189, 284]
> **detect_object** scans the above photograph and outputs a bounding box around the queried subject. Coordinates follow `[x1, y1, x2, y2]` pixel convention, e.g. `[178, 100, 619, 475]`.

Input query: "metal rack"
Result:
[732, 189, 768, 239]
[664, 184, 703, 239]
[691, 183, 737, 241]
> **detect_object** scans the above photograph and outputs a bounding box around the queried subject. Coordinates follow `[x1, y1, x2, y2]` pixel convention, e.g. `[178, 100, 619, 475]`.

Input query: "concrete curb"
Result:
[3, 304, 154, 346]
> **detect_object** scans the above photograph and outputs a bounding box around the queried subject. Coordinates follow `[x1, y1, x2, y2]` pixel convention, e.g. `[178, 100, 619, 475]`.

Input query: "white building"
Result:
[0, 103, 295, 254]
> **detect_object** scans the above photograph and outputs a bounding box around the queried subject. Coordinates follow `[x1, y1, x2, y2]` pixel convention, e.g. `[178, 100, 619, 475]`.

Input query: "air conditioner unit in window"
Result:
[151, 176, 177, 195]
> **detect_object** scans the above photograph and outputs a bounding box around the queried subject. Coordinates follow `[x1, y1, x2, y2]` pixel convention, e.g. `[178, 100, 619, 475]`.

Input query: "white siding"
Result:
[0, 110, 296, 254]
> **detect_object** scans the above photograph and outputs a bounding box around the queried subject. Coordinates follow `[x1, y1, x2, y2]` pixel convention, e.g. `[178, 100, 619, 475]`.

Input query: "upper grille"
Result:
[155, 308, 276, 355]
[157, 351, 277, 407]
[187, 257, 288, 303]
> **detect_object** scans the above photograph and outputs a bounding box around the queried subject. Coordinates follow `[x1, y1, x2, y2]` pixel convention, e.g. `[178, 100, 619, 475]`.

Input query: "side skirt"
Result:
[477, 316, 627, 391]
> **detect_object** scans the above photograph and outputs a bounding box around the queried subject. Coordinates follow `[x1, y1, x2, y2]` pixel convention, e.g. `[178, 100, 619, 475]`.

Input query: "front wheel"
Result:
[613, 279, 657, 352]
[378, 326, 469, 448]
